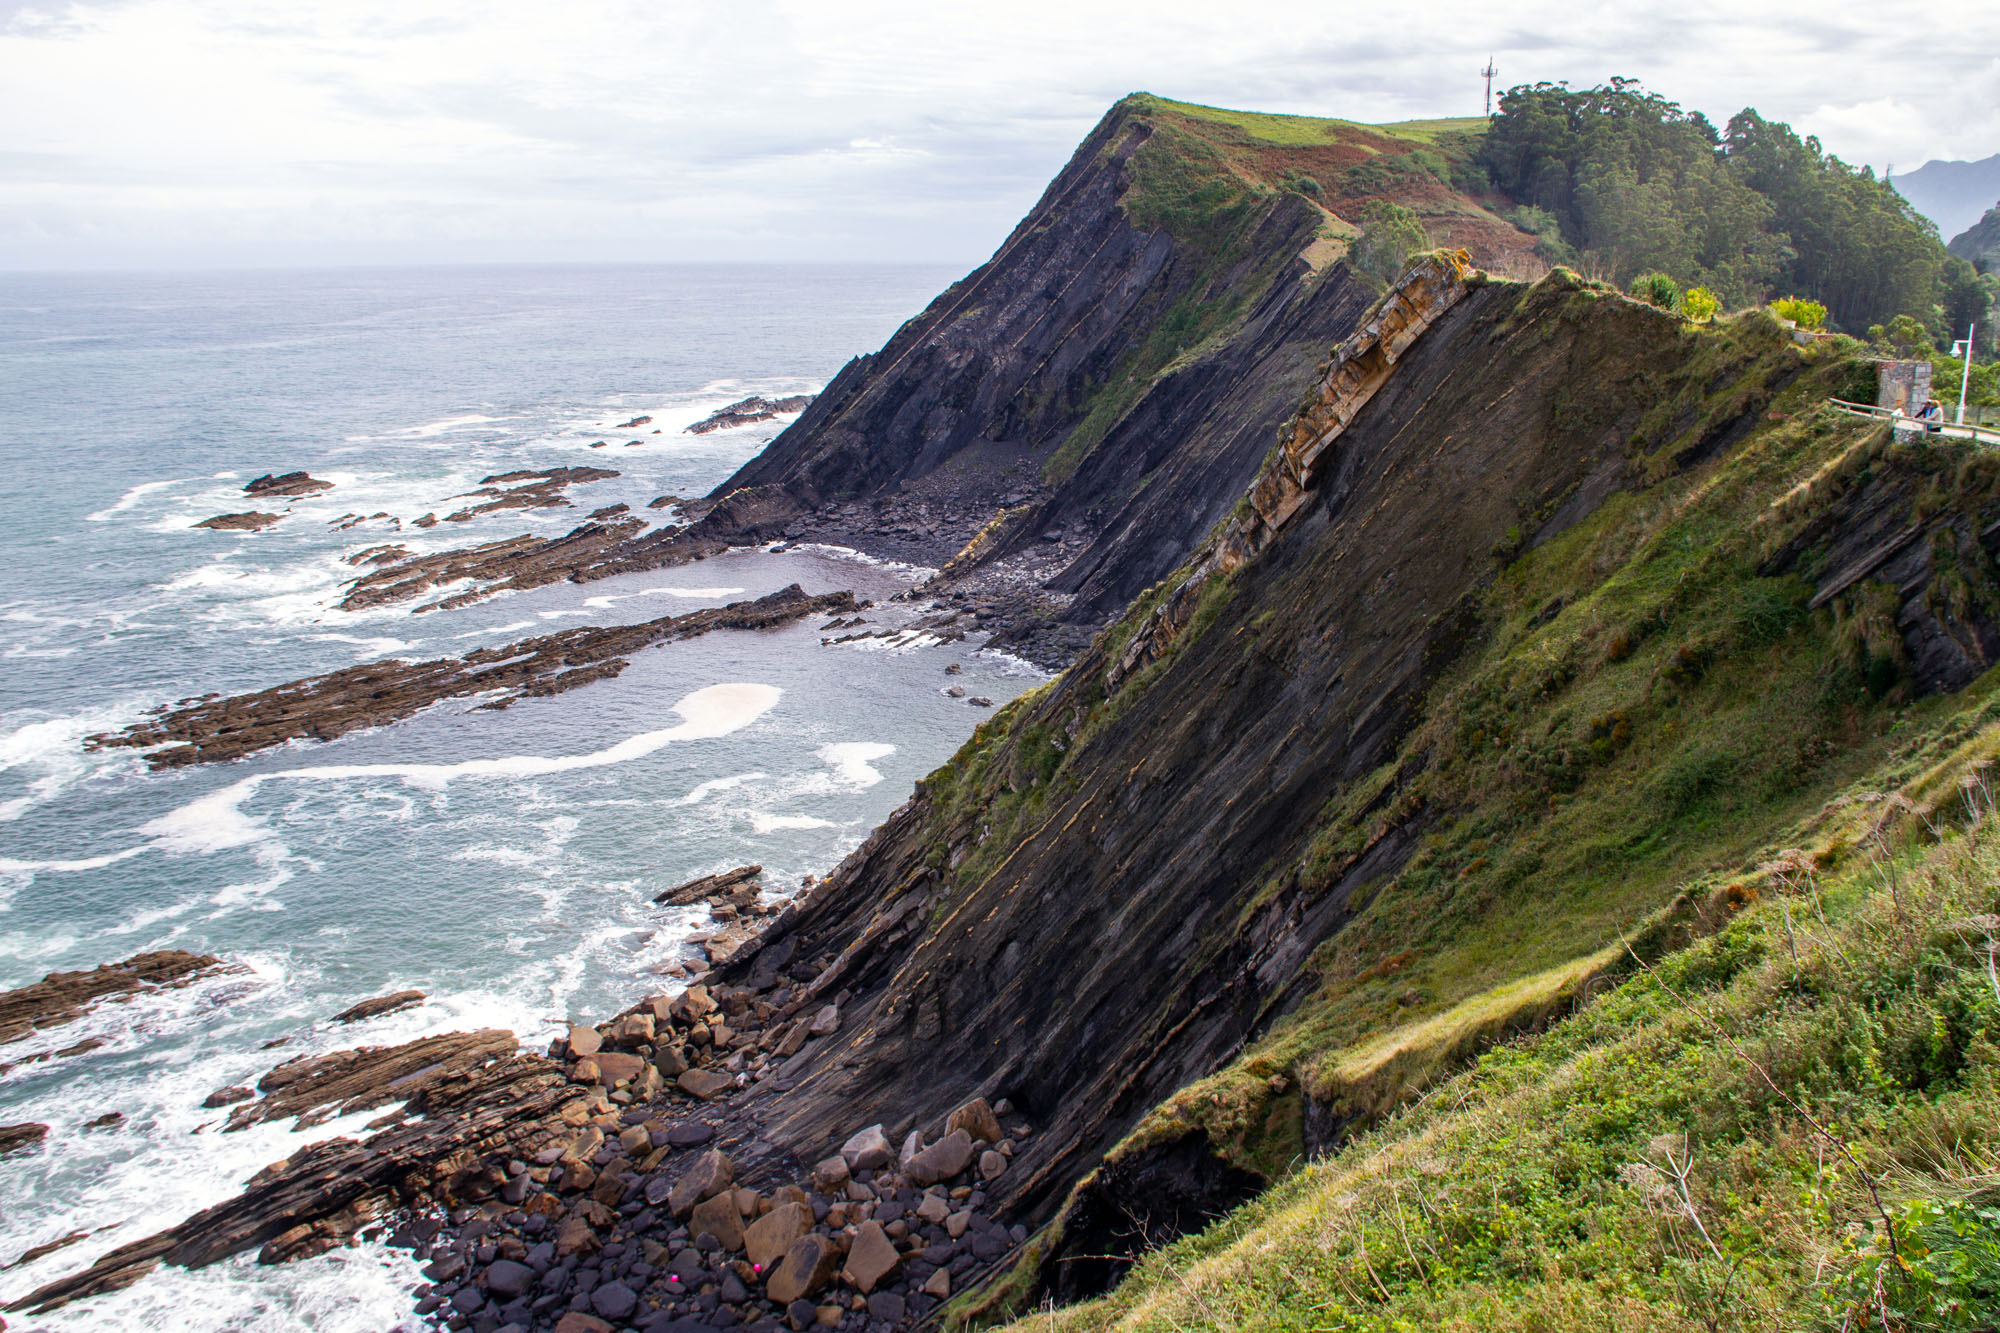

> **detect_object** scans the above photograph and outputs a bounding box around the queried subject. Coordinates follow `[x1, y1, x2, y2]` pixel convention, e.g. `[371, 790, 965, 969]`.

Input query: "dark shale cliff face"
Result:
[698, 95, 1534, 653]
[716, 268, 1839, 1245]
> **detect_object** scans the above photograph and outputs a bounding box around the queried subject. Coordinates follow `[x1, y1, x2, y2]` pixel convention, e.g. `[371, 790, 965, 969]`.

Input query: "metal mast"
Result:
[1482, 56, 1498, 116]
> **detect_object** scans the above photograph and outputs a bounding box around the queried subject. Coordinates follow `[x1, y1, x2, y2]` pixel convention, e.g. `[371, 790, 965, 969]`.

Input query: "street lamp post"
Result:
[1953, 326, 1977, 427]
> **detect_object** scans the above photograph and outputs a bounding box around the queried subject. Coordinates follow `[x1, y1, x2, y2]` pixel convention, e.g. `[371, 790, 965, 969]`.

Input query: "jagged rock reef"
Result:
[87, 585, 855, 768]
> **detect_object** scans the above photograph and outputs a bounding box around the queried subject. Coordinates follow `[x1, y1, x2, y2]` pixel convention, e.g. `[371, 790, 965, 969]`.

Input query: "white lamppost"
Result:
[1952, 326, 1977, 427]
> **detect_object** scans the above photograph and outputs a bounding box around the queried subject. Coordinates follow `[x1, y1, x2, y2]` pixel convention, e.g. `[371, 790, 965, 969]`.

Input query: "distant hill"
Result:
[1951, 202, 2000, 268]
[1892, 153, 2000, 239]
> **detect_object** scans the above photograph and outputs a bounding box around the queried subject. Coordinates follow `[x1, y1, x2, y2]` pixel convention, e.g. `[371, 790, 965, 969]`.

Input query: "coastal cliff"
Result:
[658, 96, 1538, 660]
[22, 102, 2000, 1333]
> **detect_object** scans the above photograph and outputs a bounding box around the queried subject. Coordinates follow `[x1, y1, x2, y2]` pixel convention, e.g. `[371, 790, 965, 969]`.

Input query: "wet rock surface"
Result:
[0, 950, 229, 1046]
[654, 867, 762, 908]
[442, 468, 621, 524]
[194, 511, 283, 531]
[685, 396, 815, 436]
[334, 990, 426, 1023]
[244, 471, 333, 498]
[85, 585, 855, 769]
[0, 1122, 48, 1158]
[338, 516, 650, 613]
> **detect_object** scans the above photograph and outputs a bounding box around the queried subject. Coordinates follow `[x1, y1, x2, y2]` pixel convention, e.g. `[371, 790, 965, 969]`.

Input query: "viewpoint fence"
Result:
[1828, 398, 2000, 448]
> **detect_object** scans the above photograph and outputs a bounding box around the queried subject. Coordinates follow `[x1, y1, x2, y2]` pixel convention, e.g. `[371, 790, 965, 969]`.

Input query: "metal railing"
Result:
[1828, 399, 2000, 447]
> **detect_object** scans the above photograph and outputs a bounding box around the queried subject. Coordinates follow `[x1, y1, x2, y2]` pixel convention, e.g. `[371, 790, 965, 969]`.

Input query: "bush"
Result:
[1681, 286, 1720, 322]
[1631, 271, 1681, 309]
[1770, 295, 1828, 329]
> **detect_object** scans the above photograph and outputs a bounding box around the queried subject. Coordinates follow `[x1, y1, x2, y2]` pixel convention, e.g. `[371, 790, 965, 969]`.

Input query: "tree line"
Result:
[1474, 79, 1992, 348]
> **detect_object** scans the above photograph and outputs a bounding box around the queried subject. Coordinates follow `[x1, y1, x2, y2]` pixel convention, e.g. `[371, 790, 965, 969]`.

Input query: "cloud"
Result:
[0, 0, 1991, 269]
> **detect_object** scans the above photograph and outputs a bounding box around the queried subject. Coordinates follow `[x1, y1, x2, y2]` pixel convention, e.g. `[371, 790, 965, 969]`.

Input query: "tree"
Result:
[1770, 297, 1828, 329]
[1348, 201, 1430, 289]
[1681, 287, 1721, 321]
[1476, 82, 1950, 332]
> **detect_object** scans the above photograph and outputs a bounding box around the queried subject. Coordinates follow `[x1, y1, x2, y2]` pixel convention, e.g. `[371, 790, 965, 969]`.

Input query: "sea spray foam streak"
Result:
[135, 684, 783, 857]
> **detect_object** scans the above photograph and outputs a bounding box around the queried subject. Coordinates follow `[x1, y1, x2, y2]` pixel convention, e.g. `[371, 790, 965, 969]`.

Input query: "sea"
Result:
[0, 262, 1040, 1331]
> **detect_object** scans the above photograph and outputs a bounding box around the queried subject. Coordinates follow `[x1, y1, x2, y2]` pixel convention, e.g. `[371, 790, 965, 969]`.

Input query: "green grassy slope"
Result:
[931, 281, 2000, 1328]
[1041, 95, 1532, 485]
[1007, 797, 2000, 1331]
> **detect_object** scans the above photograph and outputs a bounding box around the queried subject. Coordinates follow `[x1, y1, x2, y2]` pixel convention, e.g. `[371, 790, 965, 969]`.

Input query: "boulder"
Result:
[593, 1052, 644, 1086]
[482, 1258, 535, 1297]
[840, 1221, 900, 1295]
[667, 1149, 733, 1216]
[914, 1193, 950, 1226]
[689, 1191, 745, 1252]
[979, 1149, 1007, 1180]
[607, 1013, 654, 1045]
[807, 1004, 840, 1036]
[898, 1129, 927, 1171]
[590, 1279, 637, 1321]
[923, 1268, 952, 1299]
[765, 1234, 840, 1305]
[555, 1216, 599, 1257]
[677, 1068, 733, 1100]
[670, 984, 718, 1026]
[653, 1045, 689, 1077]
[840, 1124, 893, 1172]
[946, 1097, 1004, 1144]
[744, 1200, 811, 1271]
[554, 1314, 612, 1333]
[0, 1122, 49, 1158]
[202, 1086, 253, 1109]
[812, 1155, 851, 1193]
[904, 1128, 975, 1186]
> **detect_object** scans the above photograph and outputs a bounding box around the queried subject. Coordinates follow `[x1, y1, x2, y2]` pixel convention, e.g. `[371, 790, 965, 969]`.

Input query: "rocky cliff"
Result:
[685, 96, 1537, 660]
[712, 256, 2000, 1300]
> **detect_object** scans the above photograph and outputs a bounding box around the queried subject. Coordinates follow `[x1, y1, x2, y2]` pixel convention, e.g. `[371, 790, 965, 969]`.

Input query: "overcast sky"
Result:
[2, 0, 1994, 270]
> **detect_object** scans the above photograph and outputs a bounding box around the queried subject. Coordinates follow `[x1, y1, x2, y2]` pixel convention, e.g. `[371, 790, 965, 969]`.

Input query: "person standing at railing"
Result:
[1920, 398, 1945, 434]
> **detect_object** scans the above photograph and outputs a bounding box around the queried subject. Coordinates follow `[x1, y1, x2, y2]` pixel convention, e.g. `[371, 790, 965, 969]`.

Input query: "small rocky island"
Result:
[683, 397, 814, 435]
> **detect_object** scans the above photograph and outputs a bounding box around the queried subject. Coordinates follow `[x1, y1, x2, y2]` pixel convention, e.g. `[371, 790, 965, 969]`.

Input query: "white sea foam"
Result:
[396, 413, 511, 438]
[309, 633, 416, 656]
[679, 772, 768, 805]
[138, 684, 781, 858]
[86, 478, 184, 522]
[579, 586, 745, 610]
[0, 704, 144, 824]
[452, 620, 535, 639]
[0, 847, 144, 877]
[818, 741, 895, 788]
[749, 813, 838, 833]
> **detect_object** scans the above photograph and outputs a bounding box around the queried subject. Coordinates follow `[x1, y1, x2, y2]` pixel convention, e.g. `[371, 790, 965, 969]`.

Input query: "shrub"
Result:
[1630, 271, 1681, 309]
[1681, 286, 1721, 322]
[1770, 295, 1828, 329]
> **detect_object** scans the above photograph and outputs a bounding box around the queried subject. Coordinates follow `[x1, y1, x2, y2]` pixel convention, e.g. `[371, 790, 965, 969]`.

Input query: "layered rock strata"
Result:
[87, 584, 855, 768]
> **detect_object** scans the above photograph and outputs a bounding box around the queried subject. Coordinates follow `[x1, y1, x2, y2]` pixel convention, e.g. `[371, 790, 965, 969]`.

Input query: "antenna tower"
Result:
[1482, 56, 1498, 117]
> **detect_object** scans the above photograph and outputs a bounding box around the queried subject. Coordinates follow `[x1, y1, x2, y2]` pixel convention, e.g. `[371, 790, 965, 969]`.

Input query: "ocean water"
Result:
[0, 263, 1040, 1330]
